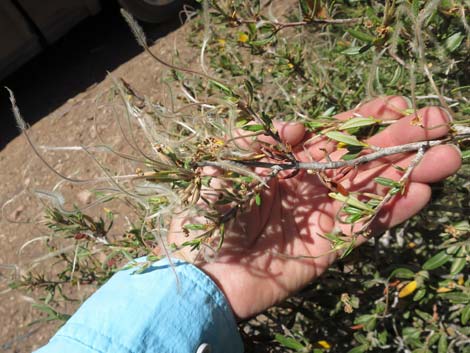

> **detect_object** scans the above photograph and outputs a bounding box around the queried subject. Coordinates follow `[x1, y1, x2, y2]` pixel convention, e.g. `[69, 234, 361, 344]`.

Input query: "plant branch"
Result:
[197, 132, 469, 172]
[358, 146, 427, 235]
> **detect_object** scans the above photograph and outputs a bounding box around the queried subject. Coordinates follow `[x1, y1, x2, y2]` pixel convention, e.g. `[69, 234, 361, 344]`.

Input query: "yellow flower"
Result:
[337, 142, 347, 149]
[317, 340, 332, 349]
[217, 38, 226, 46]
[399, 280, 418, 298]
[287, 63, 294, 69]
[238, 33, 249, 43]
[408, 241, 417, 248]
[458, 275, 465, 286]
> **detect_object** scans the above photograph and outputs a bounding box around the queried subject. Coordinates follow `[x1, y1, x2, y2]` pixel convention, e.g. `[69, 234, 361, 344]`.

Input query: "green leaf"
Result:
[348, 29, 376, 43]
[31, 304, 70, 322]
[250, 36, 275, 47]
[324, 131, 368, 147]
[439, 292, 470, 304]
[242, 124, 265, 132]
[235, 118, 249, 128]
[374, 177, 400, 188]
[342, 46, 365, 55]
[355, 314, 376, 325]
[412, 0, 420, 17]
[413, 288, 427, 302]
[415, 309, 433, 322]
[339, 116, 378, 130]
[341, 145, 364, 160]
[183, 223, 207, 231]
[299, 0, 311, 17]
[365, 317, 377, 331]
[344, 206, 364, 215]
[354, 333, 368, 345]
[244, 79, 254, 104]
[210, 80, 234, 96]
[438, 334, 448, 353]
[378, 330, 388, 345]
[305, 121, 328, 130]
[345, 214, 363, 223]
[342, 152, 362, 160]
[403, 326, 421, 339]
[462, 150, 470, 160]
[390, 267, 415, 279]
[428, 333, 440, 346]
[422, 250, 451, 270]
[388, 65, 403, 86]
[274, 334, 305, 351]
[454, 220, 470, 231]
[255, 194, 261, 206]
[450, 257, 466, 275]
[445, 32, 465, 53]
[328, 192, 374, 212]
[461, 304, 470, 325]
[347, 344, 369, 353]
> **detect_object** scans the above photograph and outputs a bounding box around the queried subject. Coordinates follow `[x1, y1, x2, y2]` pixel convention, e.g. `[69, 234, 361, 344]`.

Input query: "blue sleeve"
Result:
[34, 258, 243, 353]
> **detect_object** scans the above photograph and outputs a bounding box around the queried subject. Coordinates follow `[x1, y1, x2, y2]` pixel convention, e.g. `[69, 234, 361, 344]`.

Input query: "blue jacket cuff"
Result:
[34, 257, 243, 353]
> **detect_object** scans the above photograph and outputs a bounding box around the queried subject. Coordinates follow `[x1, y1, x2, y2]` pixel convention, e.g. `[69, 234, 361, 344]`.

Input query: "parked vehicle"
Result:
[0, 0, 182, 80]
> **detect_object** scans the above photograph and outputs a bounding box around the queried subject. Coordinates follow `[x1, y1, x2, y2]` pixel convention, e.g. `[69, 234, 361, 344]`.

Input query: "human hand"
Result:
[168, 96, 461, 320]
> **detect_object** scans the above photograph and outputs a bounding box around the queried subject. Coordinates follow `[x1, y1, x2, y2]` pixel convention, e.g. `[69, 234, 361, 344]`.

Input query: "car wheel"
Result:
[117, 0, 183, 23]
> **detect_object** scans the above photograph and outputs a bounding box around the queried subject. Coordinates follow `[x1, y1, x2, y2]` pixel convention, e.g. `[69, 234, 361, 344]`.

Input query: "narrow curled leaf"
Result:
[324, 131, 368, 147]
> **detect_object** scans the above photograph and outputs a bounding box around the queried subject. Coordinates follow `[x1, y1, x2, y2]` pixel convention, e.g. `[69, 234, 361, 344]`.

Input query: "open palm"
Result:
[169, 96, 461, 320]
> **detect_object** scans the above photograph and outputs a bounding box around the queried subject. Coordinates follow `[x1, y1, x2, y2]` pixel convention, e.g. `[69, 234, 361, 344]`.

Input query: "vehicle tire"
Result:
[117, 0, 183, 23]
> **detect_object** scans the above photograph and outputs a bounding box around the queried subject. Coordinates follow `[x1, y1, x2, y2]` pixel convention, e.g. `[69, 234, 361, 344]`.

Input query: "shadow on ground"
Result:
[0, 2, 183, 150]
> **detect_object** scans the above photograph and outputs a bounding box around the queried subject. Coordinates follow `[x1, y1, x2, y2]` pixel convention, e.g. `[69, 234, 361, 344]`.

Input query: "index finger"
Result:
[334, 95, 410, 121]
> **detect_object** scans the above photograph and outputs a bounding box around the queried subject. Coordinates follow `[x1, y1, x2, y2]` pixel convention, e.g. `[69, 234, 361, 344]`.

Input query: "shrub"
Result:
[8, 1, 470, 352]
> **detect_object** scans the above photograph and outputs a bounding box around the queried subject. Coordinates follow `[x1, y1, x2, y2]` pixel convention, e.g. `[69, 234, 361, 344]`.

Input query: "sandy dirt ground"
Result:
[0, 7, 195, 352]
